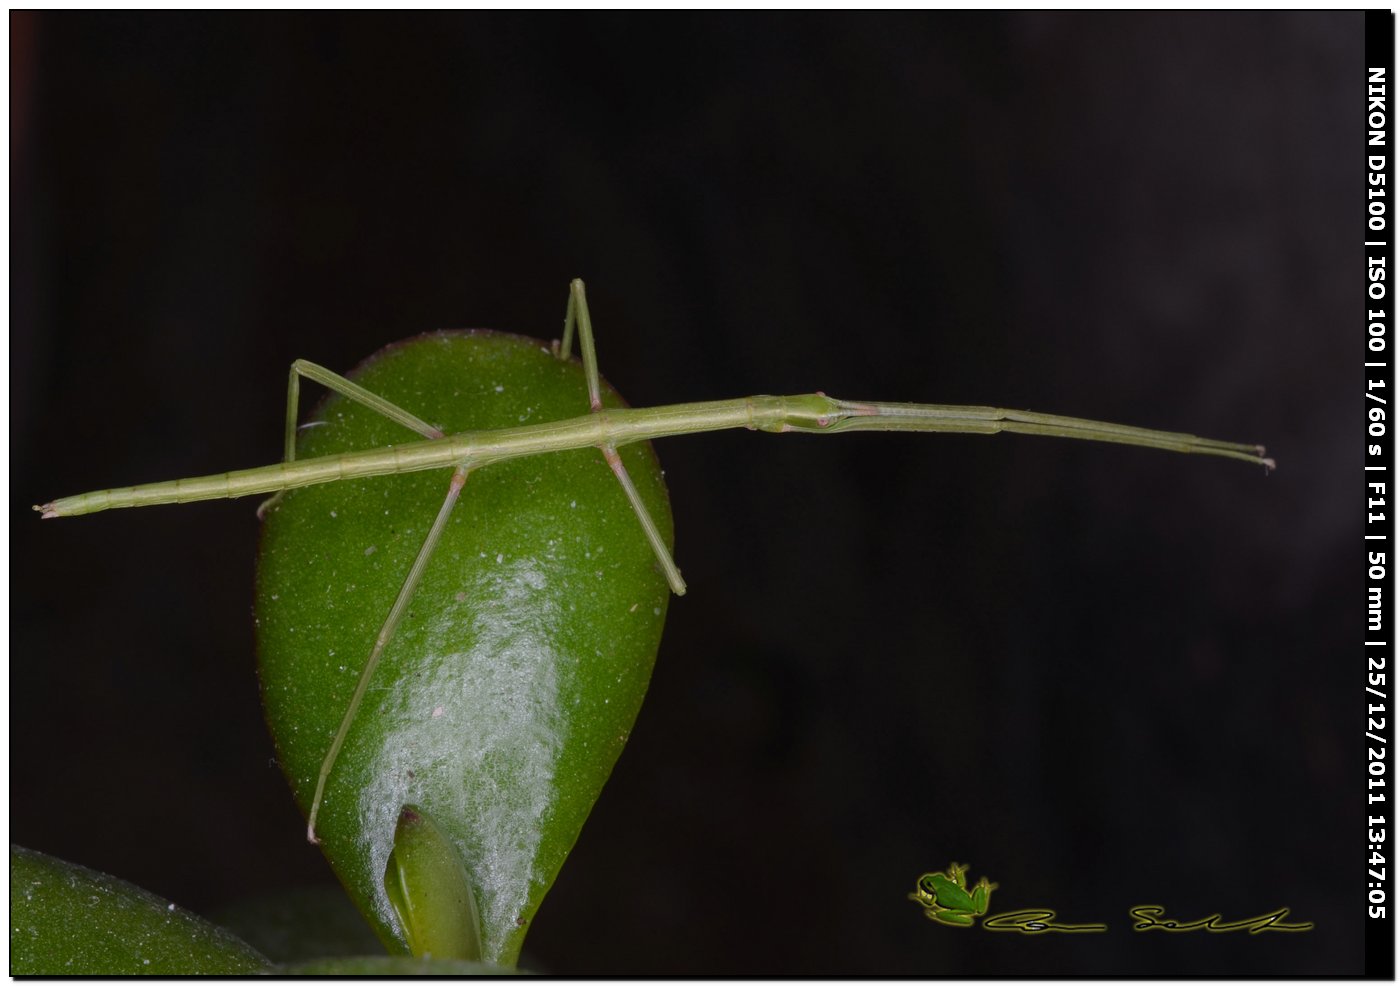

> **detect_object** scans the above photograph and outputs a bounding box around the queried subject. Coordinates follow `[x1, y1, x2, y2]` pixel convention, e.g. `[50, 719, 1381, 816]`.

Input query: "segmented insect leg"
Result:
[601, 442, 686, 594]
[558, 278, 686, 595]
[306, 464, 469, 844]
[259, 360, 447, 518]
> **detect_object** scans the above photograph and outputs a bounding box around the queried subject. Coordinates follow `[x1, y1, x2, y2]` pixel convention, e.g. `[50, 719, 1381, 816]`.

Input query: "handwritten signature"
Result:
[1129, 905, 1314, 934]
[969, 906, 1312, 934]
[981, 910, 1107, 934]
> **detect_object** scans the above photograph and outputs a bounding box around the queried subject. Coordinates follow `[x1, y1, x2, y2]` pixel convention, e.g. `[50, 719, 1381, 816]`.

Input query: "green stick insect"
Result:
[35, 279, 1274, 850]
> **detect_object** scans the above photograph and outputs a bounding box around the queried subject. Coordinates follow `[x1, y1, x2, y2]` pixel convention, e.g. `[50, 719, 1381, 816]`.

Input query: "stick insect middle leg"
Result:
[560, 279, 687, 596]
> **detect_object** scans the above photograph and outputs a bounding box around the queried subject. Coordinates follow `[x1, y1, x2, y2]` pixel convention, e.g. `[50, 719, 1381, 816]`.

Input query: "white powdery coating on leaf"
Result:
[358, 558, 566, 963]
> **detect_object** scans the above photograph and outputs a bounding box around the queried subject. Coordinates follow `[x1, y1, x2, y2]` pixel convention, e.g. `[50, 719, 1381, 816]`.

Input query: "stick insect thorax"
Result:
[34, 279, 1274, 843]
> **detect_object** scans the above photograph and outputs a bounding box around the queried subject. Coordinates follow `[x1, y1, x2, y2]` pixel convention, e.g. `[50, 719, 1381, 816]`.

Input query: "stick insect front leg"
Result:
[559, 279, 687, 596]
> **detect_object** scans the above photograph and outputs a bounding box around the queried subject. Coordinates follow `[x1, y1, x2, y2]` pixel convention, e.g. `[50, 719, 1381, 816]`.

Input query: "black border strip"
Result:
[1365, 9, 1395, 980]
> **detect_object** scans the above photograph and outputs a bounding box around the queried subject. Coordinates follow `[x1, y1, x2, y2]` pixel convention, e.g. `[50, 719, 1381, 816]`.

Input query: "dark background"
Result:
[11, 12, 1361, 975]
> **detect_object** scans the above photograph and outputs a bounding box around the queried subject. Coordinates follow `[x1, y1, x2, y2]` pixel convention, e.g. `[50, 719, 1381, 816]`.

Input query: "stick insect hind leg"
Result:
[306, 463, 470, 844]
[267, 359, 463, 843]
[257, 359, 447, 519]
[559, 279, 687, 596]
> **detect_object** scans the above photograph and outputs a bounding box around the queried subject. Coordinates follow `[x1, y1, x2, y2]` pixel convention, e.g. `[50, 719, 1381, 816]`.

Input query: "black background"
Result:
[11, 12, 1361, 975]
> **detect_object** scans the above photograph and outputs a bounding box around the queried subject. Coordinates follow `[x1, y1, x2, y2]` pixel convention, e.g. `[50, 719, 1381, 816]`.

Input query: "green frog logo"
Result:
[909, 862, 998, 927]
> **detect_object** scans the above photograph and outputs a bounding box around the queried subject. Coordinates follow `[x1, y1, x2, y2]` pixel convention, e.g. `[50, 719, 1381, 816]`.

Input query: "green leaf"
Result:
[9, 844, 270, 975]
[256, 331, 674, 967]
